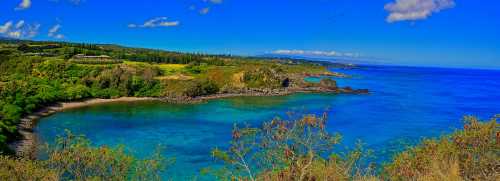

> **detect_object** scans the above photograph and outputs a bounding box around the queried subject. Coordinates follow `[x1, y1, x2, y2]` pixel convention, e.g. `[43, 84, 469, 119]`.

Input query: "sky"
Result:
[1, 0, 499, 69]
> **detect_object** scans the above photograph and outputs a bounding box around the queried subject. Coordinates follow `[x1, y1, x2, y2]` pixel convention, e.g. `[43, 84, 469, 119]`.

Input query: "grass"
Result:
[157, 63, 186, 72]
[123, 61, 186, 75]
[155, 74, 194, 81]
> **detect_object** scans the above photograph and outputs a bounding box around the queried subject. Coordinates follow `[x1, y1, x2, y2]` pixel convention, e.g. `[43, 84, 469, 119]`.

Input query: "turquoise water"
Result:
[35, 65, 500, 180]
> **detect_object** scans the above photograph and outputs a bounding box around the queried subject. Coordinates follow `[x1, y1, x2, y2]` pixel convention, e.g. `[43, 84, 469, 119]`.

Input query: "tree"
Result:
[206, 113, 374, 181]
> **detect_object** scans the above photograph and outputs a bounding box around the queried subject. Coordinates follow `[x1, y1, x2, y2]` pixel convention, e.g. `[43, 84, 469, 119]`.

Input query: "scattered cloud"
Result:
[128, 17, 180, 28]
[384, 0, 455, 23]
[190, 0, 222, 15]
[69, 0, 83, 5]
[15, 21, 25, 29]
[199, 7, 210, 15]
[0, 20, 40, 39]
[271, 49, 361, 58]
[15, 0, 31, 10]
[27, 24, 41, 38]
[50, 0, 84, 5]
[209, 0, 223, 4]
[0, 22, 13, 34]
[202, 0, 223, 4]
[48, 24, 65, 39]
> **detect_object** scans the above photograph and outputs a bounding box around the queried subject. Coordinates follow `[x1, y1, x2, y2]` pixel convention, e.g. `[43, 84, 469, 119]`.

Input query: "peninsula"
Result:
[0, 39, 367, 156]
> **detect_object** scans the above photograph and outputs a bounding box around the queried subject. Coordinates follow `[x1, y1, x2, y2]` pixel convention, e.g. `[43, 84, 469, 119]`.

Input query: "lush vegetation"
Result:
[206, 114, 499, 181]
[1, 40, 497, 180]
[0, 113, 497, 180]
[383, 115, 499, 181]
[0, 131, 169, 181]
[0, 40, 331, 153]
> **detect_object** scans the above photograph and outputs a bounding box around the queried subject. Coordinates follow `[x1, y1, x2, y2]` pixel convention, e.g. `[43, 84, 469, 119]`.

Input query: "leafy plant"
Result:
[206, 113, 375, 181]
[1, 130, 171, 181]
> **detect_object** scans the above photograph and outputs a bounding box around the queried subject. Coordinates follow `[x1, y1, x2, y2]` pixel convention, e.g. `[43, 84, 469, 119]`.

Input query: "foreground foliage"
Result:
[0, 114, 497, 180]
[205, 113, 376, 181]
[0, 131, 169, 181]
[208, 114, 499, 181]
[383, 115, 499, 181]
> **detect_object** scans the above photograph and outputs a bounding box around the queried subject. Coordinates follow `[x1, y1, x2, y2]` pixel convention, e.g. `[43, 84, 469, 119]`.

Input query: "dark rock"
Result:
[281, 78, 290, 87]
[356, 89, 369, 94]
[319, 78, 338, 89]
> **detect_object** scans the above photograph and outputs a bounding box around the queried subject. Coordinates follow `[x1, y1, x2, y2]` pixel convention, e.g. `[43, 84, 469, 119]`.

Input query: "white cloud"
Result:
[129, 17, 180, 28]
[50, 0, 84, 5]
[53, 34, 64, 39]
[27, 23, 40, 38]
[209, 0, 222, 4]
[0, 21, 13, 34]
[199, 7, 210, 15]
[0, 20, 40, 39]
[15, 0, 31, 10]
[8, 31, 22, 38]
[48, 24, 61, 36]
[384, 0, 455, 23]
[15, 20, 25, 29]
[272, 49, 361, 58]
[48, 24, 64, 39]
[191, 0, 221, 14]
[69, 0, 83, 5]
[202, 0, 223, 4]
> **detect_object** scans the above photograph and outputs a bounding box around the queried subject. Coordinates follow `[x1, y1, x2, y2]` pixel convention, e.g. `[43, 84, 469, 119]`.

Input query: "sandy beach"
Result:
[10, 87, 369, 158]
[9, 97, 161, 157]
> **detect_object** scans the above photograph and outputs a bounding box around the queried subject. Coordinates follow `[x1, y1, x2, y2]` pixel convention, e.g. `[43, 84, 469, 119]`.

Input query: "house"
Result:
[71, 54, 123, 64]
[73, 54, 113, 60]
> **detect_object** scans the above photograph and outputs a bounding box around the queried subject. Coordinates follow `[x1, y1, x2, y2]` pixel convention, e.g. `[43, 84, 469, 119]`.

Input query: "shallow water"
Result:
[35, 65, 500, 180]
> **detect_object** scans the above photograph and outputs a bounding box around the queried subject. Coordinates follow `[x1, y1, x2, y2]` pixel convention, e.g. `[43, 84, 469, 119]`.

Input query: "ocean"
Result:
[35, 65, 500, 179]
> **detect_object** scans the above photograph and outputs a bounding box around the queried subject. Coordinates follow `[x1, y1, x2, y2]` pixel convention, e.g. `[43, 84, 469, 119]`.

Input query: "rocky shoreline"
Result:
[9, 86, 368, 158]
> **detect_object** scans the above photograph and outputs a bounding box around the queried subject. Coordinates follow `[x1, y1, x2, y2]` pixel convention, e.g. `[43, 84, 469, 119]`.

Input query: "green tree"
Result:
[206, 113, 374, 181]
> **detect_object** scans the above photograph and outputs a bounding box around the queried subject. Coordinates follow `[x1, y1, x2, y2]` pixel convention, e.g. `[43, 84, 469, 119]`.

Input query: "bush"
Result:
[242, 67, 285, 88]
[64, 84, 91, 100]
[183, 79, 219, 97]
[0, 130, 171, 181]
[207, 114, 500, 181]
[0, 156, 59, 181]
[383, 116, 499, 181]
[205, 113, 375, 181]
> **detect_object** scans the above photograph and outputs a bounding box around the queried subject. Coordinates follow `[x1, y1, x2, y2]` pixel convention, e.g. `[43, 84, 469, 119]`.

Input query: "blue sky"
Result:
[1, 0, 499, 69]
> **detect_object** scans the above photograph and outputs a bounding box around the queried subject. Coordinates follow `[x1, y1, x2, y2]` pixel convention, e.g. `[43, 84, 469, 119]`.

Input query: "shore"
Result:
[10, 87, 369, 158]
[10, 97, 161, 158]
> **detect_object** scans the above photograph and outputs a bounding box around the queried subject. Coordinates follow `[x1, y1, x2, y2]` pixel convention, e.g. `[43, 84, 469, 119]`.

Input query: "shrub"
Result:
[44, 130, 169, 181]
[64, 84, 91, 100]
[0, 130, 171, 181]
[383, 116, 499, 181]
[206, 113, 375, 181]
[0, 156, 59, 181]
[183, 79, 219, 97]
[242, 67, 285, 89]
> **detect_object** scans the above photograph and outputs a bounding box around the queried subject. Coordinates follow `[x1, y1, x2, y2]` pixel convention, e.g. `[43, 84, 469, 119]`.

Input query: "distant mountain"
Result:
[259, 53, 386, 66]
[0, 36, 18, 41]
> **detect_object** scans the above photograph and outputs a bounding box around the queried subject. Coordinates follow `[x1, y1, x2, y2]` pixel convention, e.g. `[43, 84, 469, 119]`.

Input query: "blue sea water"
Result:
[34, 65, 500, 180]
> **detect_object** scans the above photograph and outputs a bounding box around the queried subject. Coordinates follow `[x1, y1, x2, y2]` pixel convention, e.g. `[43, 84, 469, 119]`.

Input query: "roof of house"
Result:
[74, 54, 112, 59]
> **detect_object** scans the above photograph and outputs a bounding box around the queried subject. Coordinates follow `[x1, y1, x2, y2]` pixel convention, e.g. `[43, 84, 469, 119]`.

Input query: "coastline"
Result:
[10, 97, 161, 158]
[10, 87, 369, 158]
